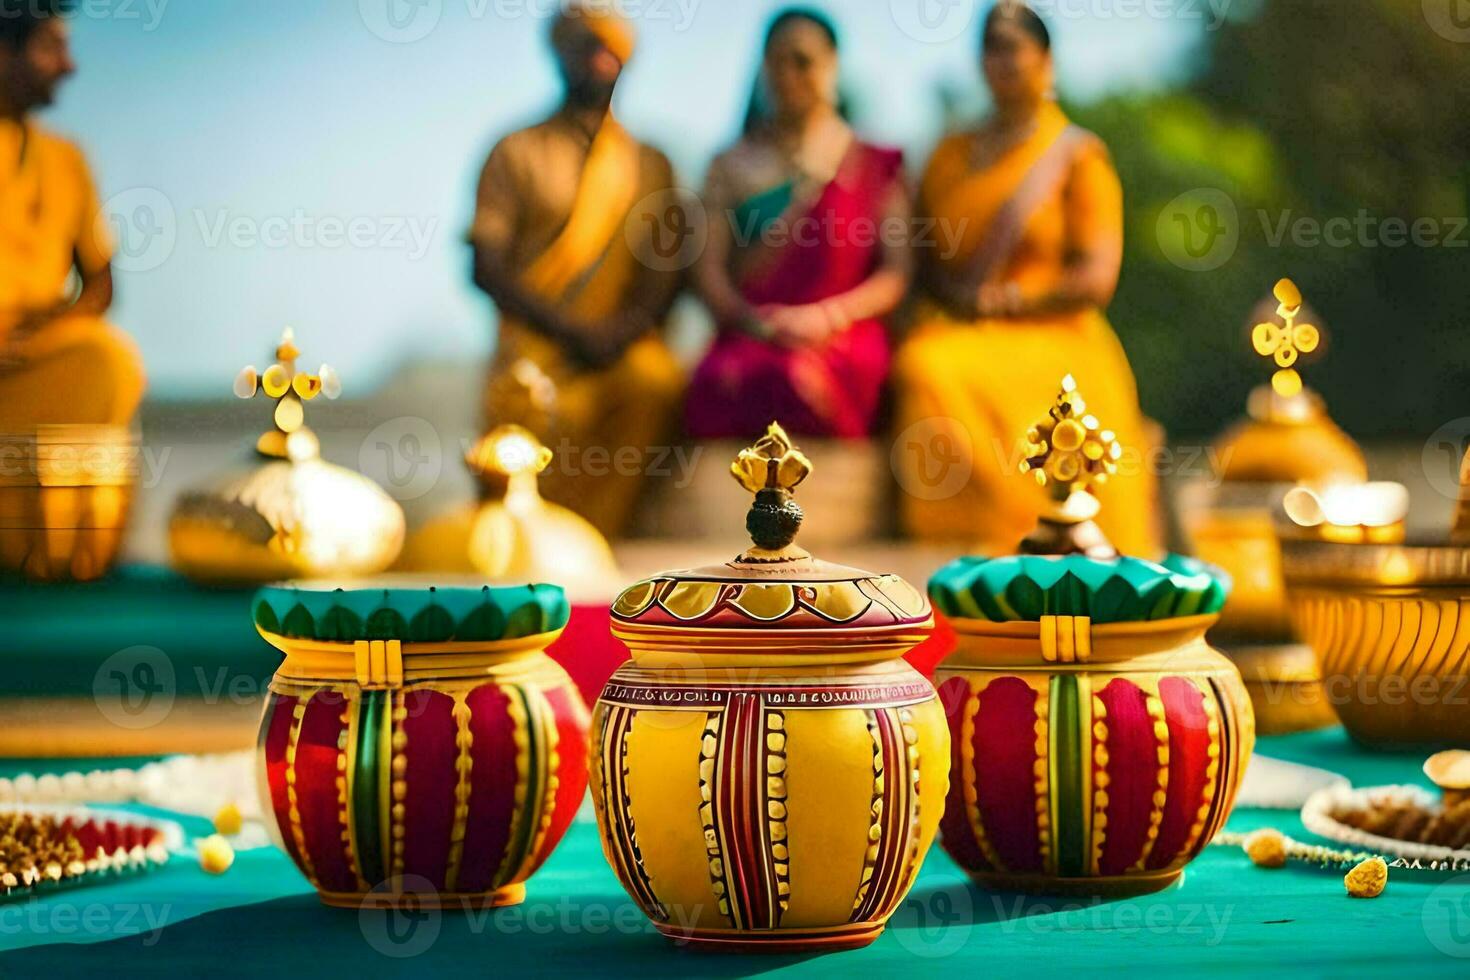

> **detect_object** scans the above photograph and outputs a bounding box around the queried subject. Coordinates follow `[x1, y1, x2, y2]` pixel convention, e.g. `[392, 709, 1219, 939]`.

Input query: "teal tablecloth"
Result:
[3, 729, 1469, 976]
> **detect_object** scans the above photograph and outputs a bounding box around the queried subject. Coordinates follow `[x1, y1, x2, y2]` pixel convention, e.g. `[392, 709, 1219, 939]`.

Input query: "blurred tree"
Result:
[1081, 0, 1470, 439]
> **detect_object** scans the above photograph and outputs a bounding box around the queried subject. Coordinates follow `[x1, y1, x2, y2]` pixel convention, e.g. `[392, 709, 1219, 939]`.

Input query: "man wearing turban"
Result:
[470, 4, 685, 537]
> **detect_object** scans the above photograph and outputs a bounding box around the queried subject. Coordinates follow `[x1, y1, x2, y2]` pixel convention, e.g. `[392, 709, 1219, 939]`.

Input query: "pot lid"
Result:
[928, 376, 1229, 624]
[253, 576, 569, 642]
[610, 424, 931, 632]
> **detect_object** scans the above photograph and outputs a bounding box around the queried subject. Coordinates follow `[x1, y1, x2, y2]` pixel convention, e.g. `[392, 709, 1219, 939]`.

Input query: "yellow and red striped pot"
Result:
[253, 581, 587, 909]
[593, 566, 949, 951]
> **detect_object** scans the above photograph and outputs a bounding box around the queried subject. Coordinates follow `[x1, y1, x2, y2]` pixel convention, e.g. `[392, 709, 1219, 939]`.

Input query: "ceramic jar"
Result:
[929, 554, 1255, 895]
[253, 580, 587, 908]
[590, 425, 949, 951]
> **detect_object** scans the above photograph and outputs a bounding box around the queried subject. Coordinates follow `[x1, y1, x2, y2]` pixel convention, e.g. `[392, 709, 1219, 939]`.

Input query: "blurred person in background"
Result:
[0, 0, 143, 428]
[469, 3, 683, 537]
[686, 7, 911, 440]
[892, 0, 1158, 556]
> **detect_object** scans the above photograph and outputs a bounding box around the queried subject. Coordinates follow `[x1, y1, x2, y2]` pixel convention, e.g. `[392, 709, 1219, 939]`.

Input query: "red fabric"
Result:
[1095, 678, 1156, 876]
[454, 685, 519, 892]
[262, 694, 305, 871]
[685, 144, 904, 440]
[547, 604, 626, 708]
[971, 675, 1043, 872]
[906, 610, 956, 677]
[531, 684, 591, 872]
[1147, 677, 1213, 870]
[294, 692, 357, 893]
[936, 676, 991, 871]
[399, 689, 458, 890]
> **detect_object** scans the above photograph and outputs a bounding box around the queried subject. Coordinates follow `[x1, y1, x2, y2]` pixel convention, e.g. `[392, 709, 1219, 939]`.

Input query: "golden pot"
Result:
[1282, 538, 1470, 749]
[0, 424, 135, 582]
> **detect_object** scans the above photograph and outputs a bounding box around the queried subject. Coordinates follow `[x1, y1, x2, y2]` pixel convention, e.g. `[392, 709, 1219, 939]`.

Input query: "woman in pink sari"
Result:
[687, 8, 912, 440]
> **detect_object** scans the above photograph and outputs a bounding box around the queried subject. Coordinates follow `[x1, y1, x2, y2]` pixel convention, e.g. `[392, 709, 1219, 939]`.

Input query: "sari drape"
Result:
[685, 142, 903, 440]
[893, 104, 1160, 557]
[473, 113, 682, 537]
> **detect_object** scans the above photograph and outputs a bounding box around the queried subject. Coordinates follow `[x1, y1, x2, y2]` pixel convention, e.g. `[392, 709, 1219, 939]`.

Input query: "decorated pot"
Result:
[253, 579, 588, 908]
[591, 424, 948, 952]
[930, 376, 1255, 896]
[930, 554, 1254, 895]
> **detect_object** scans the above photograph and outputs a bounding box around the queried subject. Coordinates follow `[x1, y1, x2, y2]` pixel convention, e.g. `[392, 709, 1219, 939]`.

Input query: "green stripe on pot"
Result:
[928, 554, 1229, 625]
[253, 581, 571, 643]
[1049, 674, 1087, 877]
[505, 686, 541, 878]
[353, 690, 386, 885]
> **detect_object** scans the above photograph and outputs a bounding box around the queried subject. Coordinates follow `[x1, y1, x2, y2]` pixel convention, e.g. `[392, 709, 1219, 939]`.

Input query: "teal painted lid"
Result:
[927, 554, 1229, 625]
[252, 577, 570, 643]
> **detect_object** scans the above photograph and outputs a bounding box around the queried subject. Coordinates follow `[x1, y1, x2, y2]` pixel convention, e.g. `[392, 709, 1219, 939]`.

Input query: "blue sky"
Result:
[42, 0, 1214, 396]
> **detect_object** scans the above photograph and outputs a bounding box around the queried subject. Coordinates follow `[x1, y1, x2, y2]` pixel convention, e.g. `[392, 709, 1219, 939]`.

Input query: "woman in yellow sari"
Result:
[893, 1, 1159, 557]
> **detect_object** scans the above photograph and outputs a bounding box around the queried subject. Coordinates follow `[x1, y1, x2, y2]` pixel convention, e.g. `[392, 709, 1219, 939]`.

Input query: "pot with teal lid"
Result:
[252, 577, 588, 909]
[930, 377, 1254, 896]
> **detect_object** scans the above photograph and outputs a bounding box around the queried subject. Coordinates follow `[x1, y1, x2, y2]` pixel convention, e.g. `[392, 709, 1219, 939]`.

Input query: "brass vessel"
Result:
[169, 329, 404, 584]
[1185, 280, 1363, 733]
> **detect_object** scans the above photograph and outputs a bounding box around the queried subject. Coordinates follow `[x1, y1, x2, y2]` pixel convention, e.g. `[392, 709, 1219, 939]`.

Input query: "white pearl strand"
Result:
[0, 751, 261, 821]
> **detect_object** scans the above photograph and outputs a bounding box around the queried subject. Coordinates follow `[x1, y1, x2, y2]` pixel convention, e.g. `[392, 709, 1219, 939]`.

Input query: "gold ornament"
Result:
[198, 834, 235, 875]
[1252, 278, 1321, 399]
[1344, 856, 1388, 898]
[169, 328, 405, 584]
[1243, 828, 1289, 868]
[1017, 376, 1122, 558]
[396, 425, 618, 598]
[730, 422, 814, 562]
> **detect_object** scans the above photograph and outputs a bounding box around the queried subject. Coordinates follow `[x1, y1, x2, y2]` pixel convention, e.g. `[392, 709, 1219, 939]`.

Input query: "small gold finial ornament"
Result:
[395, 424, 618, 595]
[731, 422, 813, 561]
[1017, 375, 1122, 558]
[233, 327, 342, 461]
[169, 328, 404, 584]
[1252, 278, 1321, 399]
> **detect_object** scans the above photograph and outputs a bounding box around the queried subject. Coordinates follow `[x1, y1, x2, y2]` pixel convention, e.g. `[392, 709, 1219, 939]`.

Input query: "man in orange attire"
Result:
[0, 1, 144, 428]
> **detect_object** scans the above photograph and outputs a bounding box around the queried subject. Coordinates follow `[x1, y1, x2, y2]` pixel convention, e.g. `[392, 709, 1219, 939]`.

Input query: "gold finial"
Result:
[1017, 376, 1121, 558]
[234, 328, 341, 460]
[465, 424, 554, 502]
[730, 422, 812, 561]
[1252, 278, 1321, 399]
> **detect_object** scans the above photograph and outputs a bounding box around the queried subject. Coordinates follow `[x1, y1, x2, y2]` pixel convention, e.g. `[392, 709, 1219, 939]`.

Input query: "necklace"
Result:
[0, 751, 261, 821]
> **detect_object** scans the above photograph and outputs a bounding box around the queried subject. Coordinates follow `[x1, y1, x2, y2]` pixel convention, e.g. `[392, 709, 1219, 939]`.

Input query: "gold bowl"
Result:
[1281, 537, 1470, 749]
[0, 425, 136, 582]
